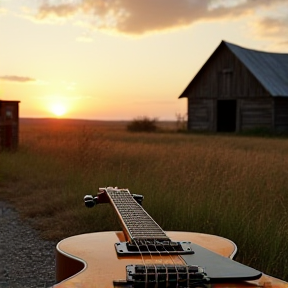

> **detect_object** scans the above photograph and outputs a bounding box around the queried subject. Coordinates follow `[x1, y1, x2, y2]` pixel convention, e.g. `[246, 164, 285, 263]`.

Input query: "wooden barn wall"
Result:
[239, 98, 273, 131]
[188, 99, 214, 131]
[188, 98, 273, 132]
[186, 45, 271, 99]
[274, 97, 288, 132]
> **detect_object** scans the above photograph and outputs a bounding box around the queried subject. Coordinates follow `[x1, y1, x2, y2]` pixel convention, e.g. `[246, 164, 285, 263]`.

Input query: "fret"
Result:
[84, 187, 194, 255]
[106, 188, 169, 242]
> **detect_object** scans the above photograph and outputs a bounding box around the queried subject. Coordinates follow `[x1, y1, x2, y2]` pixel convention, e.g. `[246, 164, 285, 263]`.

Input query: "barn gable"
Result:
[179, 41, 288, 133]
[225, 42, 288, 97]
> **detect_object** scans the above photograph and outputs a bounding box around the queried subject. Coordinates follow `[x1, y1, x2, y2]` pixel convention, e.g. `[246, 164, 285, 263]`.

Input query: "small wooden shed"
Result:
[179, 41, 288, 133]
[0, 100, 20, 150]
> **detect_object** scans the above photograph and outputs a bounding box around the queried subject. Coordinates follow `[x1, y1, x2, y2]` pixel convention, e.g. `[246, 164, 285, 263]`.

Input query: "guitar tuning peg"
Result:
[132, 194, 144, 206]
[84, 195, 97, 208]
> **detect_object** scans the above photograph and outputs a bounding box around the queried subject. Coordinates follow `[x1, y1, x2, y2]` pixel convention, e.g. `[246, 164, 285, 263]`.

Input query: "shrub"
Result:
[127, 116, 158, 132]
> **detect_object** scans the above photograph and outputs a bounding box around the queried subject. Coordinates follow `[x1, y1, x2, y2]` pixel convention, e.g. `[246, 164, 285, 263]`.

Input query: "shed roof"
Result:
[179, 41, 288, 98]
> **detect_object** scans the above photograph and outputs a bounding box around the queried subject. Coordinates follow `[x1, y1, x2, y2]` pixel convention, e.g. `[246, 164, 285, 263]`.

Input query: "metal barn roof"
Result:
[179, 41, 288, 98]
[225, 41, 288, 97]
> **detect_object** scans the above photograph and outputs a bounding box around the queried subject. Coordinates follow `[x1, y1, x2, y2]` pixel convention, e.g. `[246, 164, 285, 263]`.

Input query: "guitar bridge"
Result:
[114, 264, 209, 286]
[115, 240, 194, 256]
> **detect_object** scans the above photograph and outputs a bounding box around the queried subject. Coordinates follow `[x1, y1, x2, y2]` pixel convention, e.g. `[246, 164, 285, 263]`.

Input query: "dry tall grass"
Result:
[1, 118, 288, 280]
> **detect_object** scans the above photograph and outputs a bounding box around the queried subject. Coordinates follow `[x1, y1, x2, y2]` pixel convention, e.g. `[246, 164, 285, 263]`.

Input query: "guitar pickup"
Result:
[113, 264, 209, 286]
[126, 264, 209, 284]
[115, 240, 194, 256]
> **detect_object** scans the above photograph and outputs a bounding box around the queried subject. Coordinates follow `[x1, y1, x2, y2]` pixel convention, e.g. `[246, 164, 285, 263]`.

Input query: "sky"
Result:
[1, 0, 288, 120]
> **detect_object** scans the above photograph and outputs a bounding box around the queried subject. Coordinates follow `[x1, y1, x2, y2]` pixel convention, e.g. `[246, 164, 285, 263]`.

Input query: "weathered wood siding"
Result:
[274, 97, 288, 132]
[186, 44, 272, 132]
[188, 99, 215, 131]
[187, 45, 271, 99]
[239, 98, 273, 131]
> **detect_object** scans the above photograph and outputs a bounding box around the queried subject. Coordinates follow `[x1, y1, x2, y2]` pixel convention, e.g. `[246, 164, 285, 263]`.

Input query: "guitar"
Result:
[53, 187, 288, 288]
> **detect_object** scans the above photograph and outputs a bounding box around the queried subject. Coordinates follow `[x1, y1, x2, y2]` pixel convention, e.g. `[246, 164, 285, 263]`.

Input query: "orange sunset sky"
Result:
[1, 0, 288, 120]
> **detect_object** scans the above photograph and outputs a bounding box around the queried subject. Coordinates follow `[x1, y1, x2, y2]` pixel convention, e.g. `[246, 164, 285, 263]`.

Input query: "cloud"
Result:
[0, 75, 36, 83]
[37, 2, 78, 19]
[257, 16, 288, 38]
[248, 1, 288, 48]
[34, 0, 288, 36]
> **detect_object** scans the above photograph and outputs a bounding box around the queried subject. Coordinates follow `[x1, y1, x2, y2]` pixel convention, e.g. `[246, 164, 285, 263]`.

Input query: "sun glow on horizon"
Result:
[50, 103, 67, 117]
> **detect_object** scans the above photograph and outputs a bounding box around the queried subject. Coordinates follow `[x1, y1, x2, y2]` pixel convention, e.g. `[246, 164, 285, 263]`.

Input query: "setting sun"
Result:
[50, 103, 67, 117]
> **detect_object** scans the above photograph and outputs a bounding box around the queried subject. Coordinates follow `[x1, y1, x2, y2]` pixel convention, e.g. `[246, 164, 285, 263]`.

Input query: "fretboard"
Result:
[106, 188, 169, 243]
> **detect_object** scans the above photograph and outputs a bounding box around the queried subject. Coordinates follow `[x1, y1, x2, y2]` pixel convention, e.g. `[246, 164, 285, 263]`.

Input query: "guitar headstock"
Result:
[84, 187, 144, 208]
[84, 187, 110, 208]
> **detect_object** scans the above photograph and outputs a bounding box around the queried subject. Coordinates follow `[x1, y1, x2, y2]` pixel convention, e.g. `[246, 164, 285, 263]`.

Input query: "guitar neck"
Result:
[106, 188, 170, 243]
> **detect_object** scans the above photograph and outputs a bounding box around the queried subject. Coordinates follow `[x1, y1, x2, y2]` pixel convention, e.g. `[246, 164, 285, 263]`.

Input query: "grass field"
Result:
[1, 118, 288, 281]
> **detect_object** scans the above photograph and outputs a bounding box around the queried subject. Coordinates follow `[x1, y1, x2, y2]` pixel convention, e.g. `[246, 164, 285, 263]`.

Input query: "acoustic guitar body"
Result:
[54, 231, 287, 288]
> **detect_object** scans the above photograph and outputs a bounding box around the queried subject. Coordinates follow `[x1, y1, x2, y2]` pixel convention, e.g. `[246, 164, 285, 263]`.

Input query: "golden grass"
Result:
[1, 118, 288, 280]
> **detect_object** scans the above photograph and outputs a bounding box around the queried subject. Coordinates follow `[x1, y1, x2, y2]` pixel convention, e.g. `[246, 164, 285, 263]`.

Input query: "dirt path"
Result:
[0, 201, 56, 288]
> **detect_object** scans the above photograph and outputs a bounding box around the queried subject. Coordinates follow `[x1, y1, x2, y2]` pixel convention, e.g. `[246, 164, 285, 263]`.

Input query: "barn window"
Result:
[218, 69, 233, 97]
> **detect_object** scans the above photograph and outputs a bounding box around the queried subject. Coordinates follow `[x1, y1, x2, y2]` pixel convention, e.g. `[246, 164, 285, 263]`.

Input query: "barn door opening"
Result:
[217, 100, 237, 132]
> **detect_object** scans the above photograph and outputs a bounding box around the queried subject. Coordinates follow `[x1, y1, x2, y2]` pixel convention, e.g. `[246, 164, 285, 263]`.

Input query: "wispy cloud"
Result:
[37, 2, 78, 19]
[257, 16, 288, 38]
[0, 75, 36, 83]
[34, 0, 288, 37]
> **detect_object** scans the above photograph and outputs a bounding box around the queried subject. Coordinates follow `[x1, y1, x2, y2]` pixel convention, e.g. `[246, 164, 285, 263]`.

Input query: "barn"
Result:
[178, 40, 288, 133]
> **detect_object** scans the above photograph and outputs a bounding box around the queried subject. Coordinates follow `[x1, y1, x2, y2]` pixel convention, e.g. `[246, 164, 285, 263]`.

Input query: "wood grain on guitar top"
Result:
[54, 231, 288, 288]
[54, 231, 233, 288]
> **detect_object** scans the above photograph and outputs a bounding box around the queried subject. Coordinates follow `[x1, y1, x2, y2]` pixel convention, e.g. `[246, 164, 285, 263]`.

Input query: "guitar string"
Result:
[109, 188, 192, 287]
[136, 202, 180, 287]
[144, 231, 199, 288]
[129, 196, 159, 287]
[152, 236, 180, 287]
[128, 193, 161, 288]
[167, 236, 210, 287]
[132, 225, 173, 287]
[142, 238, 163, 287]
[141, 204, 192, 287]
[108, 188, 149, 287]
[129, 192, 182, 288]
[124, 190, 162, 287]
[167, 235, 202, 287]
[169, 239, 189, 287]
[134, 198, 183, 287]
[131, 198, 183, 287]
[134, 238, 153, 288]
[131, 224, 149, 287]
[158, 235, 184, 287]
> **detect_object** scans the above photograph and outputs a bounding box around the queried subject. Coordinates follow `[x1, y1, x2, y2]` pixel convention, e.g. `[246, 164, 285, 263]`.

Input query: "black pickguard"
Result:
[181, 243, 262, 282]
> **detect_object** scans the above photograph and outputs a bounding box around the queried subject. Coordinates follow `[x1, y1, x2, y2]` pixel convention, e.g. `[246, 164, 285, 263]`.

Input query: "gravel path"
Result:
[0, 201, 57, 288]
